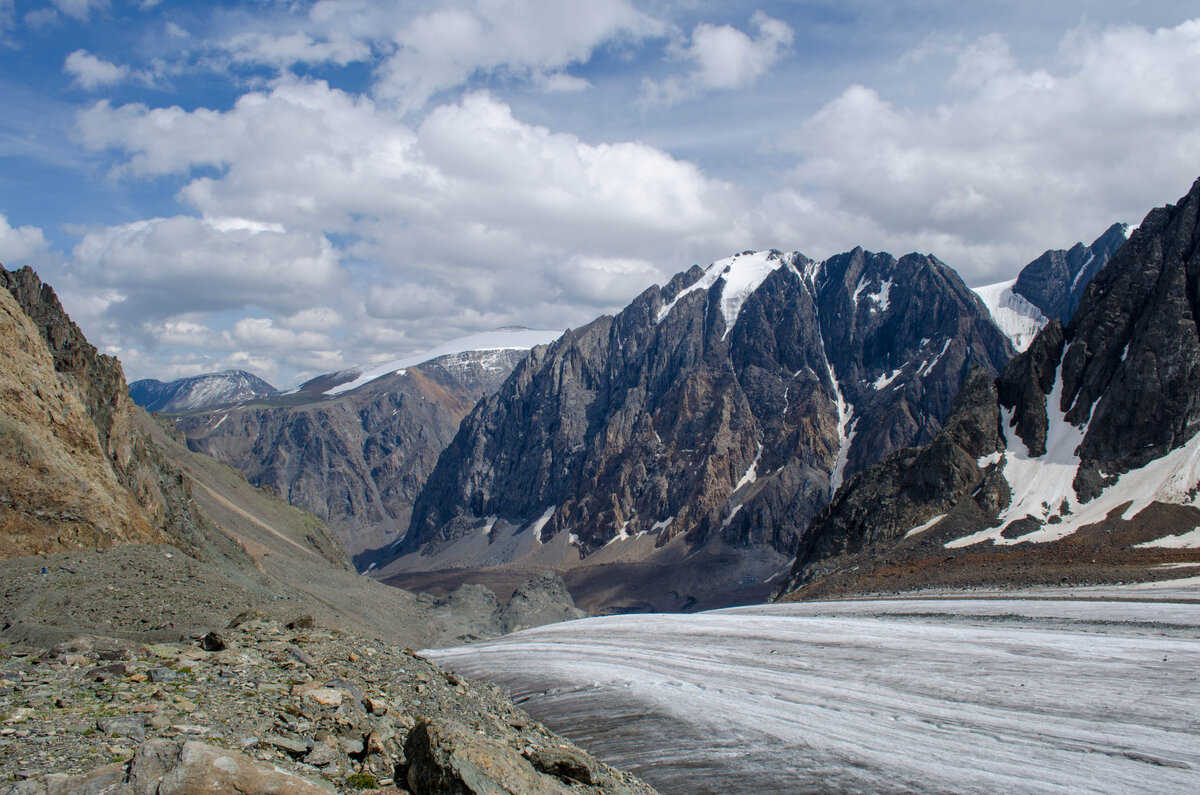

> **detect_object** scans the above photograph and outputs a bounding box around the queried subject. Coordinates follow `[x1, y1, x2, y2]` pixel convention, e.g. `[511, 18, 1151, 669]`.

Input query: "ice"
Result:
[972, 280, 1048, 352]
[904, 513, 947, 538]
[429, 597, 1200, 795]
[647, 516, 674, 536]
[326, 327, 563, 396]
[655, 251, 790, 338]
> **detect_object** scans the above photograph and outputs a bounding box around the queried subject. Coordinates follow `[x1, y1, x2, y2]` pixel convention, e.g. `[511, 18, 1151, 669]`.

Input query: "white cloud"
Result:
[774, 18, 1200, 281]
[70, 215, 341, 318]
[51, 0, 107, 22]
[223, 31, 370, 67]
[375, 0, 662, 108]
[644, 12, 793, 105]
[70, 78, 752, 383]
[0, 213, 50, 264]
[64, 49, 129, 90]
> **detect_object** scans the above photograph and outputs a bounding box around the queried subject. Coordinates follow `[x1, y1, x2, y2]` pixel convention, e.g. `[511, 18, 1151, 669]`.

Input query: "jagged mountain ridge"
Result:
[129, 370, 277, 413]
[175, 345, 547, 559]
[391, 247, 1013, 611]
[973, 222, 1129, 351]
[779, 178, 1200, 598]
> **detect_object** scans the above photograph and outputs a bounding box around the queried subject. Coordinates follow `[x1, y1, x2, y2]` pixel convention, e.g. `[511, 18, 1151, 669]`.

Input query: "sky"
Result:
[2, 1, 1199, 388]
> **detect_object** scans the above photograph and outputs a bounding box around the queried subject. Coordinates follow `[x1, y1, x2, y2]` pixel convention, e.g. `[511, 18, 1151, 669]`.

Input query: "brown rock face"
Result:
[176, 350, 528, 560]
[0, 266, 225, 561]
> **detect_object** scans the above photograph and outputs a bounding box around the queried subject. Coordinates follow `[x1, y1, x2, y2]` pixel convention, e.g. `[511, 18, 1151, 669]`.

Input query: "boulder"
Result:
[404, 718, 572, 795]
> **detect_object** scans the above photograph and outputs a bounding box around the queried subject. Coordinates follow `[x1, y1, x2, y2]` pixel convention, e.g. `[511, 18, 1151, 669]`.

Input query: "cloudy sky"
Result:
[2, 1, 1199, 387]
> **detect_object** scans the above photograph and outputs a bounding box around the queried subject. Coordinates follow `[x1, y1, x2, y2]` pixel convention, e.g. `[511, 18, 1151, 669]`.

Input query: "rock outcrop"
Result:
[394, 248, 1012, 611]
[0, 266, 224, 562]
[0, 617, 656, 795]
[779, 178, 1200, 598]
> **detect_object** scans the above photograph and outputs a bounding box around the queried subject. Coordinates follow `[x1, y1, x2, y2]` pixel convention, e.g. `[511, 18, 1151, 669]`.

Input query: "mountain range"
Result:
[157, 329, 559, 558]
[778, 178, 1200, 598]
[129, 370, 277, 413]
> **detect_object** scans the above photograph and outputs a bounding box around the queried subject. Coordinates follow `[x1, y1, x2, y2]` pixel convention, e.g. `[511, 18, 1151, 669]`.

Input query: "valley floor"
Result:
[428, 582, 1200, 794]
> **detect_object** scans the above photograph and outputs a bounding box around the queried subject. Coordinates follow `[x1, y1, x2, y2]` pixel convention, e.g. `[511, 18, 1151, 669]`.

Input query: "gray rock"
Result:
[404, 718, 571, 795]
[97, 717, 145, 742]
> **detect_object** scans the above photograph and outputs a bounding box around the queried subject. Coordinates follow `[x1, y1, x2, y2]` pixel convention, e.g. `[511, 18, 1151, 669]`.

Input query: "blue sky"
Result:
[2, 1, 1199, 387]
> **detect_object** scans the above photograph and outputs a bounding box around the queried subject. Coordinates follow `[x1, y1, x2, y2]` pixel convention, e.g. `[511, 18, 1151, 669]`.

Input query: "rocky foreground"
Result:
[0, 613, 655, 795]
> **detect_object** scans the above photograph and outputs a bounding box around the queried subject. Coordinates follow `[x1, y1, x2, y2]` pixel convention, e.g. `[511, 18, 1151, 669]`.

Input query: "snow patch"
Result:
[976, 452, 1002, 468]
[647, 516, 674, 536]
[735, 445, 762, 492]
[327, 328, 562, 396]
[527, 506, 556, 544]
[656, 250, 791, 338]
[905, 514, 947, 538]
[972, 280, 1048, 352]
[1135, 529, 1200, 549]
[721, 504, 743, 529]
[866, 277, 893, 312]
[947, 365, 1200, 549]
[873, 369, 901, 390]
[918, 339, 952, 377]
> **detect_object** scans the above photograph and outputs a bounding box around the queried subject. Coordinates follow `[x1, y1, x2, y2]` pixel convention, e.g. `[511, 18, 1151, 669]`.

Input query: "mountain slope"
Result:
[175, 336, 557, 559]
[129, 369, 277, 412]
[391, 248, 1013, 611]
[779, 178, 1200, 599]
[974, 222, 1129, 351]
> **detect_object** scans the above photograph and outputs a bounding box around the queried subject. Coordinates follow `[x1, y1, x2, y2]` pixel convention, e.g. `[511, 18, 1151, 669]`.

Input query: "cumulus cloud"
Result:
[0, 213, 50, 264]
[374, 0, 661, 108]
[51, 0, 107, 22]
[64, 49, 129, 89]
[222, 31, 370, 67]
[644, 12, 793, 105]
[71, 79, 750, 383]
[70, 215, 341, 319]
[774, 18, 1200, 281]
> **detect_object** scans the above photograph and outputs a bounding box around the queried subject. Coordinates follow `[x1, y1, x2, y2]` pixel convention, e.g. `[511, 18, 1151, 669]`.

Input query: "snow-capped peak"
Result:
[325, 327, 563, 396]
[656, 250, 793, 337]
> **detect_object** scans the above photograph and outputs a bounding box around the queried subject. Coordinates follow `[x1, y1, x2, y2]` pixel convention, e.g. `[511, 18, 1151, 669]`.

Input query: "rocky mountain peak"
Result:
[778, 176, 1200, 599]
[392, 243, 1013, 611]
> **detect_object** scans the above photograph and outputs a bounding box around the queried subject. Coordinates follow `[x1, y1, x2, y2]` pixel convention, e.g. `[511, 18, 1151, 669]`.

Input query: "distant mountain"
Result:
[174, 329, 562, 558]
[129, 370, 277, 413]
[387, 248, 1013, 613]
[779, 178, 1200, 599]
[974, 222, 1130, 351]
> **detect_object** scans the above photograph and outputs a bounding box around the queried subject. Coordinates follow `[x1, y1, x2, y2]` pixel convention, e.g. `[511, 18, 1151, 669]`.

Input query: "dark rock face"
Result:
[0, 266, 232, 563]
[1013, 222, 1129, 323]
[1059, 187, 1200, 495]
[398, 249, 1012, 608]
[778, 177, 1200, 597]
[783, 368, 1007, 589]
[176, 350, 527, 558]
[129, 370, 277, 413]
